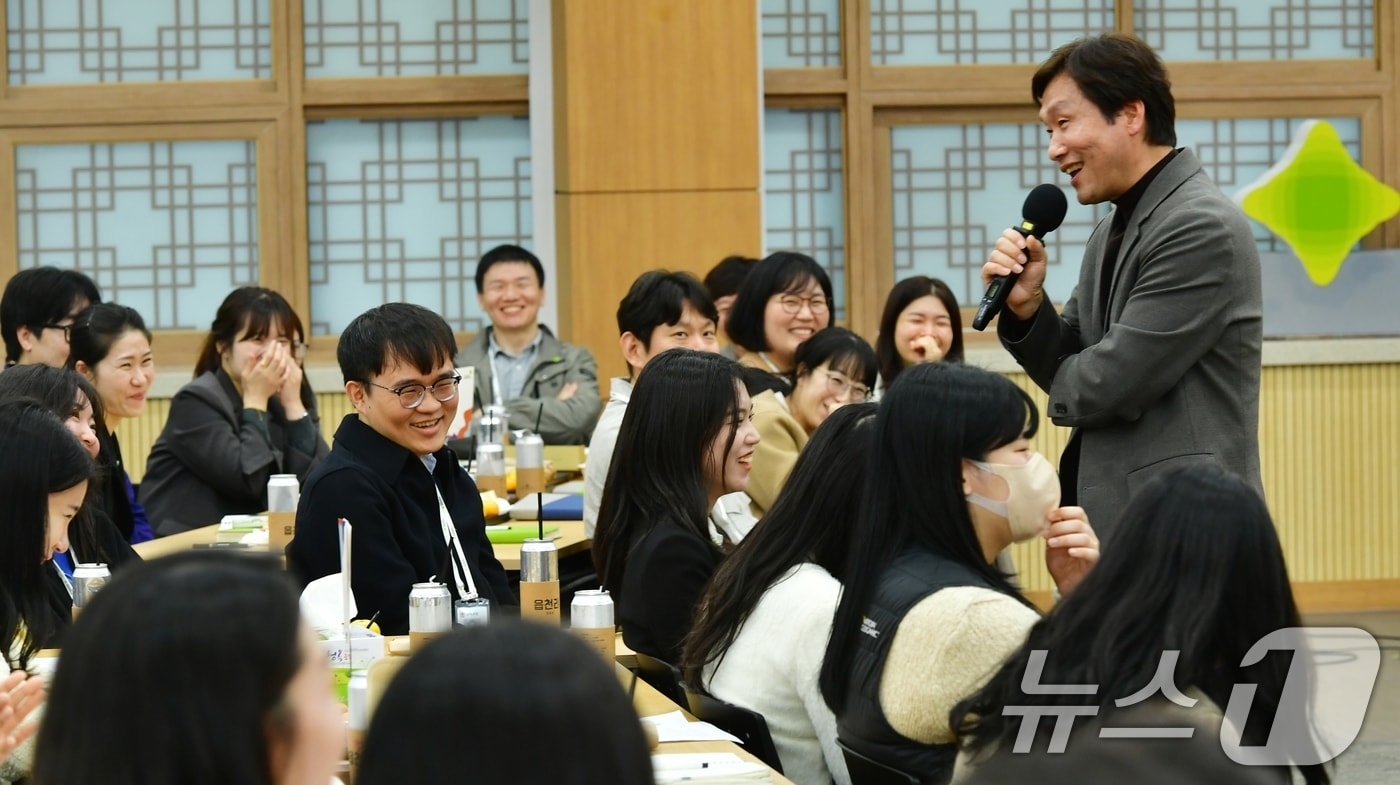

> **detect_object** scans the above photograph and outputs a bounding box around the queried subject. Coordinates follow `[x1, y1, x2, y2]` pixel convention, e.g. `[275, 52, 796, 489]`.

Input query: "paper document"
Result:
[642, 711, 742, 743]
[652, 753, 770, 783]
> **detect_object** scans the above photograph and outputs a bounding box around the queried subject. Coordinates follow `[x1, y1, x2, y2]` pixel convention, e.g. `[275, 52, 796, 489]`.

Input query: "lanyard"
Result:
[433, 481, 479, 600]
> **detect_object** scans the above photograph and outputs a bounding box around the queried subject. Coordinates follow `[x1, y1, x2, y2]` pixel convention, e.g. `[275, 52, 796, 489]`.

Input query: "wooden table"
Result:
[134, 520, 593, 574]
[618, 662, 794, 784]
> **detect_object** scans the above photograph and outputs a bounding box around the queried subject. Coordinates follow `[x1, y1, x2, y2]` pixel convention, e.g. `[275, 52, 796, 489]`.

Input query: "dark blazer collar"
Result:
[332, 414, 451, 484]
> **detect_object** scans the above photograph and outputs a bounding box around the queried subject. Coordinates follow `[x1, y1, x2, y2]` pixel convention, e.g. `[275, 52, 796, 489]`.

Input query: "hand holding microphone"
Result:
[973, 184, 1069, 330]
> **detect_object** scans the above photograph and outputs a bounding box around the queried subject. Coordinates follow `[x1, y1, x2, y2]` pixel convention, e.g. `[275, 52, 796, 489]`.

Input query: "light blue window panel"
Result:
[306, 116, 532, 336]
[871, 0, 1115, 66]
[765, 108, 846, 322]
[1178, 116, 1363, 253]
[763, 0, 841, 68]
[304, 0, 528, 78]
[6, 0, 271, 85]
[888, 124, 1109, 308]
[14, 141, 259, 329]
[1135, 0, 1373, 61]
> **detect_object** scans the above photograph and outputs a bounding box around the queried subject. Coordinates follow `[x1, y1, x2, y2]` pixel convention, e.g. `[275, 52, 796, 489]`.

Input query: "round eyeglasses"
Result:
[363, 374, 462, 409]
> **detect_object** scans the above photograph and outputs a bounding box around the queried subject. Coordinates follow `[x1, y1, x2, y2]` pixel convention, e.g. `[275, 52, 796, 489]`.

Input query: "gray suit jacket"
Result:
[456, 324, 601, 445]
[141, 370, 330, 536]
[1000, 149, 1262, 542]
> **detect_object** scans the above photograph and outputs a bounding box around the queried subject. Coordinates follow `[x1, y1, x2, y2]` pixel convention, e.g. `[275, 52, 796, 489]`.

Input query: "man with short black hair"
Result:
[983, 33, 1262, 542]
[1, 266, 102, 368]
[289, 302, 514, 636]
[456, 244, 601, 444]
[582, 271, 755, 542]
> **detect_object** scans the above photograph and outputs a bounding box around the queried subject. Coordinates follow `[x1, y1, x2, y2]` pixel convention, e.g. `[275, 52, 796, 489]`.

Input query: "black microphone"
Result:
[971, 184, 1069, 331]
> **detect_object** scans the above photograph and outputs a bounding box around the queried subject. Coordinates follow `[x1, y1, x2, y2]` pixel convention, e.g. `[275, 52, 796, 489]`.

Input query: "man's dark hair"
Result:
[338, 303, 458, 385]
[1032, 33, 1177, 148]
[474, 244, 544, 294]
[616, 271, 718, 348]
[1, 267, 102, 363]
[703, 255, 757, 302]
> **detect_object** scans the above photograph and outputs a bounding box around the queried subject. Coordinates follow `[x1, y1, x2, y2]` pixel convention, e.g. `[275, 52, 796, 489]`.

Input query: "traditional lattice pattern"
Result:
[762, 0, 841, 68]
[1134, 0, 1373, 60]
[871, 0, 1115, 65]
[888, 116, 1363, 305]
[15, 141, 259, 329]
[305, 116, 533, 336]
[303, 0, 528, 78]
[765, 108, 847, 321]
[6, 0, 271, 85]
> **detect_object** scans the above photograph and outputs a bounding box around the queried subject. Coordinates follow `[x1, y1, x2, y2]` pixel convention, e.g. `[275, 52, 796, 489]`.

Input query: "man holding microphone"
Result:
[983, 33, 1263, 544]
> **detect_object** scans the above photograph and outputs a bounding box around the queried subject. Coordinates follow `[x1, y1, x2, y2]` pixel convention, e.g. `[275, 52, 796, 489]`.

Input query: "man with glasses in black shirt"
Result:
[288, 303, 515, 635]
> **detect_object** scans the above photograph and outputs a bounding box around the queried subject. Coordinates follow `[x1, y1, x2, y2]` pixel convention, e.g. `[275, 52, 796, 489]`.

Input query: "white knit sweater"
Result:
[702, 563, 850, 785]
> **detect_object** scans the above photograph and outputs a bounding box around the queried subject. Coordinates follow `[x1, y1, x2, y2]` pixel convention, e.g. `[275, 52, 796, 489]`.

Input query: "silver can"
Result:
[515, 432, 546, 497]
[267, 474, 299, 512]
[408, 582, 453, 633]
[519, 538, 558, 583]
[72, 563, 110, 608]
[479, 405, 509, 450]
[454, 596, 491, 627]
[570, 589, 614, 629]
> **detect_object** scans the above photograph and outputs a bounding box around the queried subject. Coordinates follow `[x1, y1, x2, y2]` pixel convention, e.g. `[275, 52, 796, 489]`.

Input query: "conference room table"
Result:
[132, 519, 592, 572]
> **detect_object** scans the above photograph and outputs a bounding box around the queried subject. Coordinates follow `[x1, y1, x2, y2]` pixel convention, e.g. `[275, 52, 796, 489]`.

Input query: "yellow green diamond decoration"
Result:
[1235, 120, 1400, 286]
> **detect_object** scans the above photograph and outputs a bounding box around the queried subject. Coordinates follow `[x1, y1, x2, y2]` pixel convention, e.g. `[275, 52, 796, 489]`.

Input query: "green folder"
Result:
[485, 523, 560, 544]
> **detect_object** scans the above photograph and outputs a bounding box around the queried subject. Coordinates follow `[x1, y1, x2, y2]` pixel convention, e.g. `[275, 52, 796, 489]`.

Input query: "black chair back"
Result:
[633, 652, 687, 707]
[683, 686, 785, 774]
[837, 737, 920, 785]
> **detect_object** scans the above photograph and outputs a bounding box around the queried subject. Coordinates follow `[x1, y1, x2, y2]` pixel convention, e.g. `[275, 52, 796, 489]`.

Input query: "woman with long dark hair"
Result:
[0, 399, 96, 782]
[141, 287, 329, 536]
[874, 276, 963, 394]
[684, 402, 878, 785]
[67, 303, 155, 544]
[746, 327, 875, 517]
[726, 252, 833, 387]
[953, 464, 1329, 785]
[592, 349, 759, 663]
[819, 363, 1098, 784]
[360, 621, 654, 785]
[0, 365, 140, 633]
[33, 551, 344, 785]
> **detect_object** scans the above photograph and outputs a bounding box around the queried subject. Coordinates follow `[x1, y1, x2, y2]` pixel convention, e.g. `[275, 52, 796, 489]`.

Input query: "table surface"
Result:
[617, 662, 794, 784]
[133, 519, 591, 572]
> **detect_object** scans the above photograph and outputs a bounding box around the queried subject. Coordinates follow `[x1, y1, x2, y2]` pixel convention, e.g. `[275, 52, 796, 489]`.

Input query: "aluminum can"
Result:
[519, 538, 560, 624]
[454, 595, 492, 627]
[570, 589, 615, 662]
[515, 431, 546, 497]
[346, 670, 369, 784]
[479, 405, 509, 450]
[408, 582, 453, 633]
[72, 563, 111, 608]
[474, 443, 508, 497]
[267, 474, 300, 512]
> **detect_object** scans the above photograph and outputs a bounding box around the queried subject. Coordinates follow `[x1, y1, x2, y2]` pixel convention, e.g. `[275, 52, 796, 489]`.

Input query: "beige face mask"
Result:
[966, 452, 1061, 542]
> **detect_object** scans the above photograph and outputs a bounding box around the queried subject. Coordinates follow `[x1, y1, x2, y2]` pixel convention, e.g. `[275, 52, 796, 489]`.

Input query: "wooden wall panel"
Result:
[552, 0, 760, 193]
[556, 189, 764, 380]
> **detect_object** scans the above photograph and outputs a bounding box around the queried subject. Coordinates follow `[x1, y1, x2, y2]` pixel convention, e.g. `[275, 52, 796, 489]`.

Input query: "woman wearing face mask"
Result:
[874, 276, 964, 396]
[0, 365, 141, 633]
[592, 349, 760, 664]
[726, 252, 834, 388]
[67, 303, 155, 544]
[746, 328, 876, 518]
[819, 362, 1098, 785]
[0, 399, 96, 783]
[141, 287, 329, 536]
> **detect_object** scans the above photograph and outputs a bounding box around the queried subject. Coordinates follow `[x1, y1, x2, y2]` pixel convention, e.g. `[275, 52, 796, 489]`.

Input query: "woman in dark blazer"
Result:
[140, 287, 329, 536]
